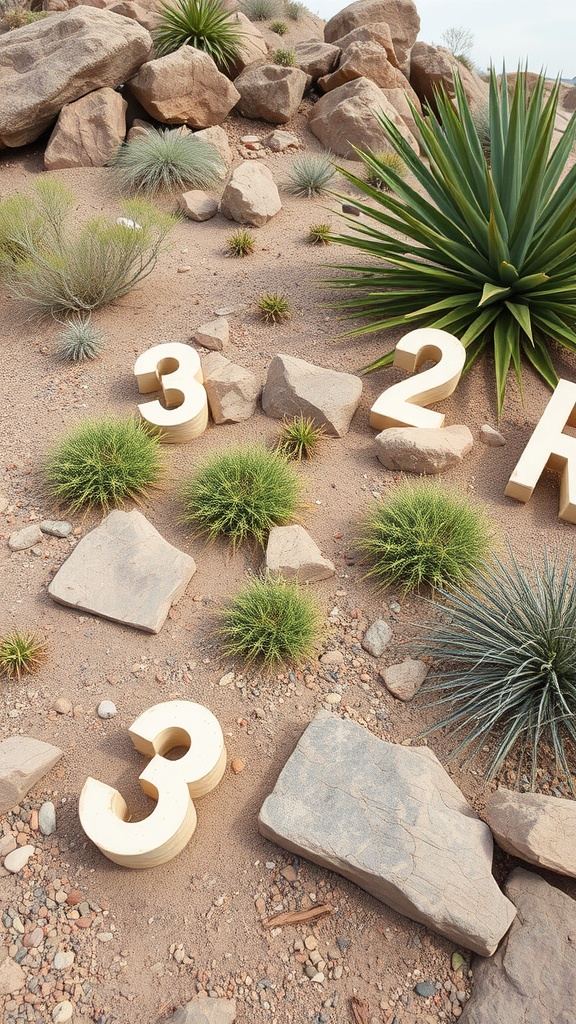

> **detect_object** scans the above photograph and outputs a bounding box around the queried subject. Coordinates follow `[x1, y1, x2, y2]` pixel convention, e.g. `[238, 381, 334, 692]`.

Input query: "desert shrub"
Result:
[284, 0, 306, 19]
[45, 417, 163, 512]
[153, 0, 244, 71]
[330, 69, 576, 415]
[270, 18, 288, 34]
[55, 314, 105, 362]
[113, 127, 223, 193]
[2, 7, 46, 28]
[308, 222, 332, 245]
[0, 631, 46, 679]
[272, 47, 296, 66]
[0, 179, 176, 317]
[256, 291, 292, 323]
[275, 415, 324, 460]
[358, 482, 493, 594]
[181, 445, 301, 548]
[285, 153, 336, 197]
[220, 577, 321, 666]
[226, 228, 255, 256]
[241, 0, 280, 19]
[362, 149, 406, 191]
[423, 550, 576, 788]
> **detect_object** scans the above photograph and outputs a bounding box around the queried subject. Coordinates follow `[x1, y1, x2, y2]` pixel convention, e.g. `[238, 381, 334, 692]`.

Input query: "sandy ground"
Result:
[1, 95, 576, 1024]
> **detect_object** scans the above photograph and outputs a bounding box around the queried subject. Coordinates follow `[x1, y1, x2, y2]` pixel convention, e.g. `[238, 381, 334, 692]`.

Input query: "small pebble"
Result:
[39, 801, 56, 836]
[53, 950, 75, 971]
[40, 520, 72, 538]
[4, 845, 34, 873]
[53, 697, 72, 715]
[52, 1000, 74, 1023]
[414, 981, 436, 998]
[231, 758, 245, 774]
[97, 700, 117, 720]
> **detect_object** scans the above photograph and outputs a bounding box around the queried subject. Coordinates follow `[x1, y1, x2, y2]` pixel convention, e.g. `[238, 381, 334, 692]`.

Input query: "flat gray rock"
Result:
[0, 736, 63, 815]
[48, 509, 196, 634]
[460, 868, 576, 1024]
[40, 520, 72, 538]
[265, 525, 335, 582]
[485, 788, 576, 877]
[361, 618, 392, 656]
[262, 354, 362, 437]
[258, 713, 516, 956]
[8, 524, 43, 551]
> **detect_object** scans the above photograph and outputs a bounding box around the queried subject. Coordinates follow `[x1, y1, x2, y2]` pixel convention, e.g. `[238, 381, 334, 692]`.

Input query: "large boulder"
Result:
[127, 45, 240, 129]
[332, 23, 399, 66]
[410, 42, 488, 113]
[294, 39, 341, 81]
[319, 40, 416, 96]
[485, 789, 576, 878]
[228, 11, 267, 77]
[460, 869, 576, 1023]
[324, 0, 420, 72]
[108, 0, 158, 32]
[259, 713, 516, 956]
[235, 63, 307, 125]
[220, 162, 281, 226]
[0, 7, 152, 147]
[309, 76, 419, 158]
[262, 354, 362, 437]
[194, 125, 233, 175]
[44, 86, 127, 169]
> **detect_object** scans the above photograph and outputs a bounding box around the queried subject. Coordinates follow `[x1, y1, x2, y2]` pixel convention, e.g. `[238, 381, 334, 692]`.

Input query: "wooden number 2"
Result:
[134, 342, 208, 443]
[79, 701, 227, 869]
[370, 328, 466, 431]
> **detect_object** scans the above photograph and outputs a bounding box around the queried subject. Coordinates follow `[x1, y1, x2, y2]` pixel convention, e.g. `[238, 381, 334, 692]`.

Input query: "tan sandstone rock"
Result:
[332, 23, 399, 66]
[293, 39, 340, 81]
[194, 125, 233, 175]
[410, 42, 488, 113]
[235, 63, 308, 125]
[228, 11, 267, 77]
[44, 86, 127, 169]
[0, 8, 152, 147]
[0, 736, 64, 815]
[375, 424, 474, 473]
[220, 162, 281, 226]
[201, 352, 261, 424]
[319, 40, 414, 94]
[265, 525, 335, 583]
[309, 77, 419, 158]
[381, 658, 429, 701]
[324, 0, 420, 72]
[128, 45, 240, 129]
[485, 789, 576, 878]
[262, 353, 362, 437]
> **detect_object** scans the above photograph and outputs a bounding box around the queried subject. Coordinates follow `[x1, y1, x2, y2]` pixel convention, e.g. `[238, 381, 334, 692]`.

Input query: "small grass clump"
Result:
[284, 0, 306, 19]
[181, 445, 301, 548]
[2, 8, 46, 29]
[423, 550, 576, 789]
[272, 47, 296, 66]
[241, 0, 280, 19]
[270, 18, 288, 34]
[359, 483, 493, 595]
[220, 577, 321, 666]
[45, 417, 163, 512]
[362, 149, 406, 191]
[153, 0, 244, 71]
[308, 222, 332, 245]
[285, 154, 336, 198]
[275, 415, 324, 460]
[0, 631, 47, 680]
[226, 228, 255, 257]
[113, 127, 223, 193]
[0, 178, 176, 317]
[257, 291, 292, 323]
[55, 314, 105, 362]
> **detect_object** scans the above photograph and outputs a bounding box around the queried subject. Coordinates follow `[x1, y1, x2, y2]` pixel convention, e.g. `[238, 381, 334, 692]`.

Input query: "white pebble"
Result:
[97, 700, 117, 720]
[39, 801, 56, 836]
[4, 845, 34, 873]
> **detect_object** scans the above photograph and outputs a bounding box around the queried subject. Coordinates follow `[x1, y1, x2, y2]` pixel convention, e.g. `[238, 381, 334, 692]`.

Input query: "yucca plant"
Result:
[358, 482, 493, 595]
[286, 154, 336, 198]
[55, 314, 105, 362]
[153, 0, 244, 71]
[220, 577, 321, 666]
[113, 127, 223, 193]
[423, 549, 576, 789]
[0, 631, 47, 680]
[330, 69, 576, 415]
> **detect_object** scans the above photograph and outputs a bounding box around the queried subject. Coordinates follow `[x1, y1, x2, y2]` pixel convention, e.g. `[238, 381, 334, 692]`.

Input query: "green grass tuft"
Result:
[55, 314, 105, 362]
[275, 415, 324, 460]
[256, 291, 292, 323]
[423, 549, 576, 789]
[45, 417, 163, 512]
[272, 47, 296, 66]
[308, 222, 332, 245]
[113, 127, 223, 193]
[362, 149, 406, 191]
[358, 482, 493, 594]
[181, 444, 301, 548]
[153, 0, 244, 71]
[284, 0, 306, 19]
[0, 631, 47, 680]
[270, 19, 288, 34]
[220, 576, 321, 666]
[285, 154, 336, 198]
[241, 0, 280, 19]
[226, 228, 255, 257]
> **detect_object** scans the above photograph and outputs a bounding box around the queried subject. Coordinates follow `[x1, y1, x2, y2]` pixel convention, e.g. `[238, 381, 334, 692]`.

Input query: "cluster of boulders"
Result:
[0, 0, 495, 167]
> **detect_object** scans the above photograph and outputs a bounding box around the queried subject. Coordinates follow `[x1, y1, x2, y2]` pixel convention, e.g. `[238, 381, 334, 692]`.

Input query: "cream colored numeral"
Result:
[79, 701, 226, 869]
[505, 378, 576, 523]
[134, 342, 208, 443]
[370, 328, 466, 431]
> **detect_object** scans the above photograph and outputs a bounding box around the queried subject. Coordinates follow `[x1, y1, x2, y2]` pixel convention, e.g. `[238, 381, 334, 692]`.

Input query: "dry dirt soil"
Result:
[1, 99, 576, 1024]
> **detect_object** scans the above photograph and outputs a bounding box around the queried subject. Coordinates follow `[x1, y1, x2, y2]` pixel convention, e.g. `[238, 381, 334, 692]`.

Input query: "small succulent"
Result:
[257, 291, 292, 323]
[270, 19, 288, 34]
[0, 631, 47, 679]
[55, 314, 105, 361]
[226, 228, 255, 257]
[275, 414, 324, 460]
[308, 222, 332, 245]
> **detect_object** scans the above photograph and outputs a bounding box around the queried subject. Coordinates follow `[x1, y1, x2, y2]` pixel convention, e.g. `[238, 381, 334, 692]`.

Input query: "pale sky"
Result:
[310, 1, 576, 80]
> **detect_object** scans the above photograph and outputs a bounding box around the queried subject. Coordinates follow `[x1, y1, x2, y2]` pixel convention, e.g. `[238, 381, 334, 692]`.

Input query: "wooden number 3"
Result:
[370, 328, 466, 431]
[134, 342, 208, 443]
[79, 701, 227, 869]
